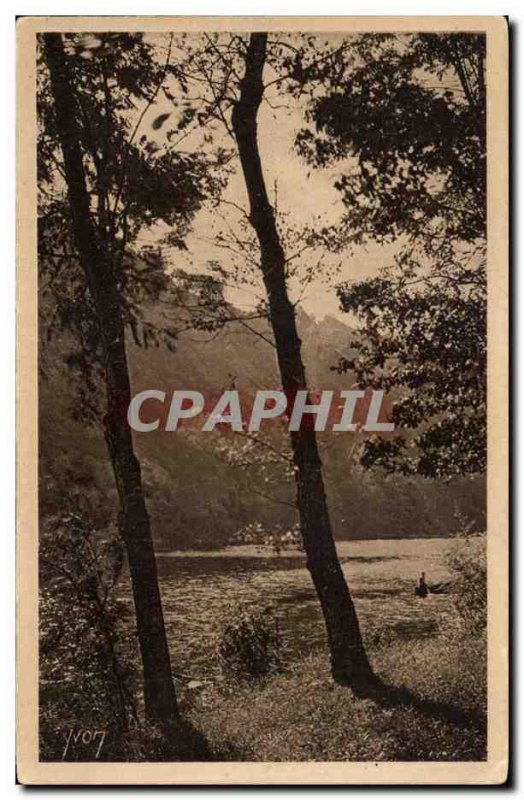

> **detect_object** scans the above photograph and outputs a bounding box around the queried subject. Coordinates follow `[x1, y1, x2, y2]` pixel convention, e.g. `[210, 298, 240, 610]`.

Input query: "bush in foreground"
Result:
[447, 531, 487, 633]
[216, 603, 285, 682]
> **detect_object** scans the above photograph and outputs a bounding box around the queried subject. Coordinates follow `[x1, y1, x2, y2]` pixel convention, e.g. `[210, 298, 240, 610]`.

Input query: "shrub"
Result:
[447, 529, 487, 633]
[216, 604, 285, 681]
[39, 508, 139, 760]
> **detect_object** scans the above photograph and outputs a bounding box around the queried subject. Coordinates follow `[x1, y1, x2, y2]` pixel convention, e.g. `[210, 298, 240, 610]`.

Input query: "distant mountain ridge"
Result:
[128, 302, 360, 395]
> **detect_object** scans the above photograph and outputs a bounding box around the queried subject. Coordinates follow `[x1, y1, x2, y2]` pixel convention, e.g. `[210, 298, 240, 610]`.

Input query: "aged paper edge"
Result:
[16, 15, 509, 786]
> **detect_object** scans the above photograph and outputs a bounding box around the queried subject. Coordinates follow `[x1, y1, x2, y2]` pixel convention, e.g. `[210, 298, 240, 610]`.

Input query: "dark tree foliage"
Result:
[295, 33, 485, 246]
[294, 33, 486, 477]
[336, 255, 486, 477]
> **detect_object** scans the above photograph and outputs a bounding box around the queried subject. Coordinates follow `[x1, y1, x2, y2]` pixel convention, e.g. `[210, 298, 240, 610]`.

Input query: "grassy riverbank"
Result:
[190, 630, 486, 761]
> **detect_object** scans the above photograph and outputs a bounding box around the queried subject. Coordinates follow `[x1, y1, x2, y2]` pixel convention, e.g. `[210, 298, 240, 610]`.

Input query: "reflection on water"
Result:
[120, 538, 459, 680]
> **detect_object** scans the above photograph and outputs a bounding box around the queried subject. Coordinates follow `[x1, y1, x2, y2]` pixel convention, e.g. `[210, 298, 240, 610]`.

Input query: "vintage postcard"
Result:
[17, 15, 508, 784]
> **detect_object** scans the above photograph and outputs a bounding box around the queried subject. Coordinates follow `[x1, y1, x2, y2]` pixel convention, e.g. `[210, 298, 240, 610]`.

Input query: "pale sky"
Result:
[137, 33, 401, 321]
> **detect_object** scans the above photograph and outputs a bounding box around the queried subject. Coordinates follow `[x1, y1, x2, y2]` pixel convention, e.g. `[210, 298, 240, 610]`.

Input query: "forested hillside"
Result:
[39, 298, 485, 550]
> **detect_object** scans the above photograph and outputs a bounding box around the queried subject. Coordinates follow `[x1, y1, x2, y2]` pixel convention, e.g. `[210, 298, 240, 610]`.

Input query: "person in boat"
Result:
[415, 571, 429, 598]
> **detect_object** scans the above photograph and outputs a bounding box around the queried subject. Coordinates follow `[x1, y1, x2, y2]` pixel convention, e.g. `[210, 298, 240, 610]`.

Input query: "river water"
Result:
[133, 538, 460, 679]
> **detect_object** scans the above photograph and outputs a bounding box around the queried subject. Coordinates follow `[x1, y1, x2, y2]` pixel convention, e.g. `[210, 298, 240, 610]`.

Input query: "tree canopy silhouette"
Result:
[294, 33, 486, 477]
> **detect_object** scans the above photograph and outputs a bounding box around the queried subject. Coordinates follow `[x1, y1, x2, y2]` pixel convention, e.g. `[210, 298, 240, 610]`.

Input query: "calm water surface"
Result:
[126, 538, 459, 679]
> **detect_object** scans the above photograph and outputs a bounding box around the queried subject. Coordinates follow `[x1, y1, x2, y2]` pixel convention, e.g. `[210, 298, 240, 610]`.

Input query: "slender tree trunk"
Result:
[44, 33, 178, 723]
[232, 33, 377, 691]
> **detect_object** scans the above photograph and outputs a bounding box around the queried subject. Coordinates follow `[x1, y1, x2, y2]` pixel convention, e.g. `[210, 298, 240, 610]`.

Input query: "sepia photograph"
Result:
[16, 15, 508, 785]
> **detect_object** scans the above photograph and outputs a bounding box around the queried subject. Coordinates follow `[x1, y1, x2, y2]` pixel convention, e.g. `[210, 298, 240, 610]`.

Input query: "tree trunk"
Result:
[43, 33, 178, 723]
[232, 33, 377, 691]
